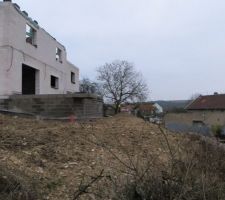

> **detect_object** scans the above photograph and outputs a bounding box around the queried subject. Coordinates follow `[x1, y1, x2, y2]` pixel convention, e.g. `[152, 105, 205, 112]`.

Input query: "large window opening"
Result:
[71, 72, 75, 84]
[51, 75, 59, 89]
[22, 64, 39, 95]
[192, 120, 205, 127]
[56, 47, 62, 63]
[26, 24, 37, 46]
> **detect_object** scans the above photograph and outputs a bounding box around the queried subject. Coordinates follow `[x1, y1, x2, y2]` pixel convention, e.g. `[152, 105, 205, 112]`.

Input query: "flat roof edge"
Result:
[8, 93, 103, 100]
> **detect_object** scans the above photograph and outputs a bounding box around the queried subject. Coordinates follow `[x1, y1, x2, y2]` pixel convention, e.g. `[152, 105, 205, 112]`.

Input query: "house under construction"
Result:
[0, 0, 103, 119]
[0, 0, 79, 97]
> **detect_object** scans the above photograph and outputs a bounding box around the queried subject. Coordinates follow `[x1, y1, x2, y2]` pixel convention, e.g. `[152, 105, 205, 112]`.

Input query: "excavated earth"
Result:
[0, 113, 186, 199]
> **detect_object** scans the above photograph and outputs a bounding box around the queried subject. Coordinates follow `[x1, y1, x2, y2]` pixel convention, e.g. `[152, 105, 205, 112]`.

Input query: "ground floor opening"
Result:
[22, 64, 39, 95]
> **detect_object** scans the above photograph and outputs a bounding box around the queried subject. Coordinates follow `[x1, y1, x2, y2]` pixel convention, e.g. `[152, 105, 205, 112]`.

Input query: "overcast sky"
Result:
[14, 0, 225, 100]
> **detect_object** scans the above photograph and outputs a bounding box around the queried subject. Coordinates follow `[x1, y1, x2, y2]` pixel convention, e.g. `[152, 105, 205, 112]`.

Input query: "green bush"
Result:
[211, 125, 223, 138]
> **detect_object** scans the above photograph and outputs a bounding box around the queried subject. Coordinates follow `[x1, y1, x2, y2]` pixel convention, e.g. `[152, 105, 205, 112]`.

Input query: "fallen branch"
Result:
[73, 169, 104, 200]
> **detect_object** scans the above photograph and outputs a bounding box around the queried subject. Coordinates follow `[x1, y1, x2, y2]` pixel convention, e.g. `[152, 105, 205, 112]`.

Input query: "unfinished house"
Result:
[0, 0, 79, 97]
[0, 0, 103, 119]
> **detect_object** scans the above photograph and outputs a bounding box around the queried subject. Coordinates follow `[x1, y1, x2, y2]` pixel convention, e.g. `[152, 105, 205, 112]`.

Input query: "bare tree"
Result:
[97, 60, 149, 113]
[80, 78, 102, 96]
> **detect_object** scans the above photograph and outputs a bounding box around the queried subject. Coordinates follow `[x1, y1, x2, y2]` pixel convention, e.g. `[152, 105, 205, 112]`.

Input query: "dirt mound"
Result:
[1, 114, 224, 199]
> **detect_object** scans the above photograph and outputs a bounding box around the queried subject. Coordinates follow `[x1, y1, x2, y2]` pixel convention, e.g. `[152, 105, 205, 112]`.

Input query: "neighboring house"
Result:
[153, 103, 163, 114]
[136, 103, 155, 116]
[165, 94, 225, 135]
[153, 100, 189, 113]
[0, 0, 79, 97]
[121, 104, 135, 113]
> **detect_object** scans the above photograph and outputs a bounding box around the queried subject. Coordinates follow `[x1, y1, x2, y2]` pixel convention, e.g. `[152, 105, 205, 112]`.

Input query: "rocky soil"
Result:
[0, 114, 197, 199]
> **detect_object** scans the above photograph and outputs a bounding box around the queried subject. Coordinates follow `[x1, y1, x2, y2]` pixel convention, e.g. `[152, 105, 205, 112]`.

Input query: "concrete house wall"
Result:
[0, 1, 79, 97]
[165, 111, 225, 135]
[0, 94, 103, 119]
[153, 103, 163, 114]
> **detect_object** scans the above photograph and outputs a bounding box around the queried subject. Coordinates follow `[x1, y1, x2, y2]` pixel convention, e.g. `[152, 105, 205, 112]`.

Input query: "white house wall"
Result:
[0, 2, 79, 96]
[153, 103, 163, 113]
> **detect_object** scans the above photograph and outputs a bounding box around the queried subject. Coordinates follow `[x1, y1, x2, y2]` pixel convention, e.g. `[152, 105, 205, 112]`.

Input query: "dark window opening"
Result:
[26, 24, 37, 46]
[56, 47, 62, 63]
[51, 75, 59, 89]
[71, 72, 75, 84]
[22, 64, 36, 95]
[193, 120, 205, 127]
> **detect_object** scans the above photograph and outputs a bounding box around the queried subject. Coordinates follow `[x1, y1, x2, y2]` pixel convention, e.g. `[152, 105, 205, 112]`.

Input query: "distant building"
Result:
[153, 103, 163, 114]
[0, 0, 79, 97]
[165, 94, 225, 135]
[136, 103, 155, 116]
[121, 104, 135, 113]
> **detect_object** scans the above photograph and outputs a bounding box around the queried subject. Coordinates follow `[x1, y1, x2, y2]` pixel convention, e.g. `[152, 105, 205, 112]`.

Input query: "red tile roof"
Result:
[138, 103, 155, 112]
[186, 94, 225, 110]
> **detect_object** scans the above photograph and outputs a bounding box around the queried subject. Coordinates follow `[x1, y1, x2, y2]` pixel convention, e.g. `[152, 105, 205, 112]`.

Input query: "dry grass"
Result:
[109, 133, 225, 200]
[0, 165, 38, 200]
[0, 113, 225, 199]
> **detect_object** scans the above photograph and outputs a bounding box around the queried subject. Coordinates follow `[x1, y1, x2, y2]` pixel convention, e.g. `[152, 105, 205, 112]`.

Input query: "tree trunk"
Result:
[115, 103, 120, 114]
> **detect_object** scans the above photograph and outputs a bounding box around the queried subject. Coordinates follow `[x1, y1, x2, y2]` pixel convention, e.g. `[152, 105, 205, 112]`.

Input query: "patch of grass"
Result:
[111, 133, 225, 200]
[46, 179, 63, 191]
[211, 124, 223, 138]
[0, 165, 38, 200]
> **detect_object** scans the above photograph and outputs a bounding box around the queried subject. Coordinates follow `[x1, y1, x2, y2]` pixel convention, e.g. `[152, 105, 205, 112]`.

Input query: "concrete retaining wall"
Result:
[0, 94, 103, 119]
